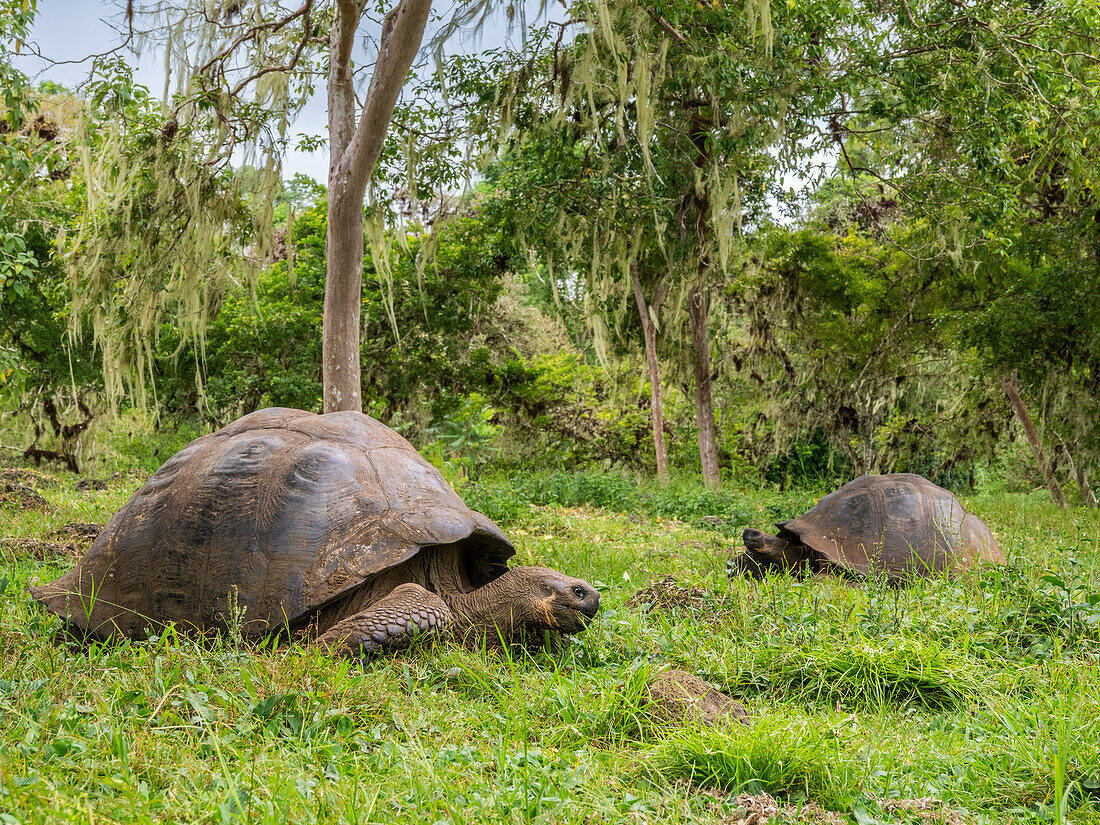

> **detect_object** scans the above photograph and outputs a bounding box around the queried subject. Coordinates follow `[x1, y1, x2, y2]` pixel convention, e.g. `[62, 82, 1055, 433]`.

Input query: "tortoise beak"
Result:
[730, 550, 770, 579]
[566, 588, 600, 632]
[578, 591, 600, 621]
[541, 574, 600, 634]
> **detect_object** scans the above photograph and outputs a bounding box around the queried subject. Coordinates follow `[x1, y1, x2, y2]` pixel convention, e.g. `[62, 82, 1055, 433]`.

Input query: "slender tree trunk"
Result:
[323, 0, 432, 413]
[1054, 430, 1098, 509]
[687, 283, 720, 488]
[1002, 371, 1065, 507]
[630, 263, 668, 482]
[1075, 464, 1098, 509]
[1066, 449, 1098, 509]
[323, 193, 365, 412]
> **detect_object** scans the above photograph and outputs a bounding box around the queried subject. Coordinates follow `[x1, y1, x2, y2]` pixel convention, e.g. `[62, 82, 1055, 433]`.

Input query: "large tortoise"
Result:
[31, 408, 599, 656]
[730, 473, 1005, 581]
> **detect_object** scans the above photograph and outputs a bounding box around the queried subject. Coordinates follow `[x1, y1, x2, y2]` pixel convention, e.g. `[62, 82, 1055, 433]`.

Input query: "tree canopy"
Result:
[3, 0, 1100, 503]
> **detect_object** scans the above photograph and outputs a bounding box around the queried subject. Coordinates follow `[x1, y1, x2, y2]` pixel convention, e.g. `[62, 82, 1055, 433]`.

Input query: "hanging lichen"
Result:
[62, 1, 325, 410]
[363, 203, 401, 344]
[412, 0, 787, 385]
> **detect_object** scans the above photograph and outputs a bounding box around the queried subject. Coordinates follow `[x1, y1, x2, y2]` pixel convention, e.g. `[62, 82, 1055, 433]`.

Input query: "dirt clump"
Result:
[881, 798, 971, 825]
[2, 468, 59, 487]
[0, 479, 49, 510]
[1, 522, 101, 561]
[627, 575, 710, 614]
[645, 669, 749, 727]
[0, 467, 62, 510]
[74, 471, 146, 492]
[48, 522, 103, 544]
[719, 792, 845, 824]
[2, 537, 72, 560]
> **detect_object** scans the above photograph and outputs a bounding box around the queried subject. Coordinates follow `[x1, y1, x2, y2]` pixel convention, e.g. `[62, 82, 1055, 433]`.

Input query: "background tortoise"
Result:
[31, 408, 599, 656]
[730, 473, 1005, 581]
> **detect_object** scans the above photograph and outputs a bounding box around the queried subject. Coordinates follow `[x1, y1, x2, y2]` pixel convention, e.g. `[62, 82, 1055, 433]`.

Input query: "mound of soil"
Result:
[714, 791, 965, 824]
[1, 468, 59, 487]
[2, 537, 73, 561]
[627, 575, 710, 614]
[0, 479, 49, 510]
[720, 792, 846, 824]
[0, 467, 62, 510]
[47, 522, 103, 543]
[645, 669, 749, 727]
[74, 470, 147, 492]
[2, 522, 102, 561]
[74, 478, 109, 492]
[881, 798, 969, 825]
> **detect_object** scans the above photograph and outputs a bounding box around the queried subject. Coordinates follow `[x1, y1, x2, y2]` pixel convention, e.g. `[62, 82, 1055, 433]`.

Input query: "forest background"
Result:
[1, 0, 1099, 504]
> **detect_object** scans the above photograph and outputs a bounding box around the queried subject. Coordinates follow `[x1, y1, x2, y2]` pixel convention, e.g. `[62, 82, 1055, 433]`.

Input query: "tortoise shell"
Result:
[776, 473, 1004, 579]
[31, 408, 513, 639]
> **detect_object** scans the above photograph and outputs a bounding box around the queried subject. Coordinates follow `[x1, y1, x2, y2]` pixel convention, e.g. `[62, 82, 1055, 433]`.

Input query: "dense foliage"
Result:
[2, 0, 1100, 502]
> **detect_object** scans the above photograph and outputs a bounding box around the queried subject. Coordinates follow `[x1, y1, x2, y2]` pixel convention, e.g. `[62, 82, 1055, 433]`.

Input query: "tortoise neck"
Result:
[444, 569, 532, 641]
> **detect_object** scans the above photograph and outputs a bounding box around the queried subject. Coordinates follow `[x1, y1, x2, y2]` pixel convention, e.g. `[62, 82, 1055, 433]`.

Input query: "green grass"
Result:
[1, 469, 1099, 823]
[653, 711, 855, 810]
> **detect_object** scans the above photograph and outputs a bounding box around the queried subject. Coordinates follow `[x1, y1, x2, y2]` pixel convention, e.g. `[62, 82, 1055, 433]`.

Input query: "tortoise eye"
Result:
[572, 586, 588, 600]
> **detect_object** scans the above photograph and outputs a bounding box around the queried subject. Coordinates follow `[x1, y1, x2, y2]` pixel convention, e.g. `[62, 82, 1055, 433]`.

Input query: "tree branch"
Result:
[339, 0, 433, 196]
[229, 4, 315, 98]
[196, 1, 313, 85]
[328, 0, 365, 174]
[645, 7, 687, 45]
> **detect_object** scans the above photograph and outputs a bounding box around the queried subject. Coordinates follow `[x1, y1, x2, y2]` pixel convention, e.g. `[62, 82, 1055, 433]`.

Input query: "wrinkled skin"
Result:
[537, 568, 602, 635]
[449, 565, 601, 642]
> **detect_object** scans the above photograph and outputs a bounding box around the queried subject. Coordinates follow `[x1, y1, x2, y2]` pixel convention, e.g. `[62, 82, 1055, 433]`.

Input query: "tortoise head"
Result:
[729, 528, 807, 578]
[450, 565, 600, 641]
[528, 566, 601, 634]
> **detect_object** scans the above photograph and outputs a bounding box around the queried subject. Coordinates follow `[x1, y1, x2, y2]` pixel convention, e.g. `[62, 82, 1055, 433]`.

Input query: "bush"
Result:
[754, 636, 980, 711]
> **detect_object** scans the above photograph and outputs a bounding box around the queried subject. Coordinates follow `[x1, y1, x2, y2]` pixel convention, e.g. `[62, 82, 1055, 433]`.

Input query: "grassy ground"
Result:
[1, 468, 1098, 824]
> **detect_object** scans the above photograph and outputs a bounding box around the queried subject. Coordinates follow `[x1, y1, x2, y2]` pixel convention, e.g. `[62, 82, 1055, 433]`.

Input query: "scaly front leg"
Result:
[316, 583, 453, 658]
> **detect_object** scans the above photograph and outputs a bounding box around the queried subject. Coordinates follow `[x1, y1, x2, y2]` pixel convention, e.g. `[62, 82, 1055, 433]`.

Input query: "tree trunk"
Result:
[1066, 449, 1098, 509]
[687, 283, 720, 488]
[1054, 430, 1098, 509]
[630, 263, 668, 482]
[323, 0, 433, 413]
[1074, 464, 1098, 509]
[1001, 371, 1065, 507]
[323, 192, 365, 412]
